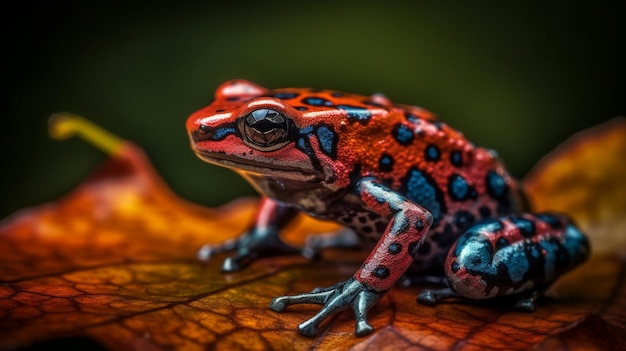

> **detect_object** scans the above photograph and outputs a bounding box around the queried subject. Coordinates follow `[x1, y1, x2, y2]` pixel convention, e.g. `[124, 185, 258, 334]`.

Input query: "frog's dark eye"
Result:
[241, 109, 292, 149]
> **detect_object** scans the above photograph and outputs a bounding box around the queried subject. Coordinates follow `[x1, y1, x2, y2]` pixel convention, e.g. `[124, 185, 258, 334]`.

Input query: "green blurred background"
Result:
[2, 1, 624, 218]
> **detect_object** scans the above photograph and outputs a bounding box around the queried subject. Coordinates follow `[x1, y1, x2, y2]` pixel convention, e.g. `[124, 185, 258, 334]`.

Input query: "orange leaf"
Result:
[0, 116, 624, 350]
[523, 117, 626, 255]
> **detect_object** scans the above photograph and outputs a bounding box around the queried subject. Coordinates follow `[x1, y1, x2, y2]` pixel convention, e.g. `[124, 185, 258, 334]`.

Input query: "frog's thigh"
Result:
[443, 214, 589, 300]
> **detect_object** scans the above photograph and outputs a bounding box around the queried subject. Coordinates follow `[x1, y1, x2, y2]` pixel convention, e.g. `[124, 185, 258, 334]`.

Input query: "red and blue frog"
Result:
[185, 80, 590, 337]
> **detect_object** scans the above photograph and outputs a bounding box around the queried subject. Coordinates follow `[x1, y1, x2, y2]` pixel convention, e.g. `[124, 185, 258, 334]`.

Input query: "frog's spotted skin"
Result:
[186, 80, 590, 337]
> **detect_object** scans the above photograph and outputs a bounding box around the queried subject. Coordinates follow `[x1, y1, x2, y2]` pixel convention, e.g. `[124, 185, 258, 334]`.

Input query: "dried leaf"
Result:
[523, 117, 626, 255]
[1, 117, 624, 350]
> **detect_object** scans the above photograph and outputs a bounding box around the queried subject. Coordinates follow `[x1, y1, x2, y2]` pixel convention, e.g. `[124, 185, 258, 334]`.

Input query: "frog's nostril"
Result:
[192, 125, 213, 142]
[198, 125, 211, 135]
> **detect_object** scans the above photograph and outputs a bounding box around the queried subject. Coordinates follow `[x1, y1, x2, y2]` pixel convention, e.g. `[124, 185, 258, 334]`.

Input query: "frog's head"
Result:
[187, 80, 385, 186]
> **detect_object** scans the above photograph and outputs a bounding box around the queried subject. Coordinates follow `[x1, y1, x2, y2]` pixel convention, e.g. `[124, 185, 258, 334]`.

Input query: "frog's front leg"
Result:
[270, 179, 433, 337]
[198, 197, 301, 272]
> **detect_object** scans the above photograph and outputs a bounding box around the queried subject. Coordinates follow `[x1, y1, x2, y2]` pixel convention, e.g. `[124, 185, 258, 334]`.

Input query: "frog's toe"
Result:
[512, 290, 542, 311]
[355, 320, 374, 337]
[196, 239, 237, 262]
[269, 296, 288, 312]
[297, 319, 320, 337]
[417, 287, 460, 306]
[513, 297, 535, 311]
[221, 255, 245, 272]
[270, 288, 335, 312]
[353, 291, 376, 336]
[416, 289, 437, 305]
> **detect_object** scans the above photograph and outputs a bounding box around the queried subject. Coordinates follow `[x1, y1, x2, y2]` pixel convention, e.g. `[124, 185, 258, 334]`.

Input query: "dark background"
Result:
[2, 1, 624, 218]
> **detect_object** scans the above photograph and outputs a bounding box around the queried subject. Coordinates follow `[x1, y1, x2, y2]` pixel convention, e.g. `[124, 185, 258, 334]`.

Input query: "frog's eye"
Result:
[241, 109, 292, 150]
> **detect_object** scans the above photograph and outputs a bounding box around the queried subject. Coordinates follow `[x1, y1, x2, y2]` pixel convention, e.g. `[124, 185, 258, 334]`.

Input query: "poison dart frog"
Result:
[186, 80, 590, 337]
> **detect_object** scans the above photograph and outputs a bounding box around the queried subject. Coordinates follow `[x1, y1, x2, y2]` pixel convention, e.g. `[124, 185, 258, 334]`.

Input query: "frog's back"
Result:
[262, 85, 523, 223]
[264, 86, 523, 266]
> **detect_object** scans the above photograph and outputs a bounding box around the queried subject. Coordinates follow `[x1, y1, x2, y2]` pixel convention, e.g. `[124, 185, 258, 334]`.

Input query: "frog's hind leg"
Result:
[198, 197, 302, 272]
[417, 213, 590, 309]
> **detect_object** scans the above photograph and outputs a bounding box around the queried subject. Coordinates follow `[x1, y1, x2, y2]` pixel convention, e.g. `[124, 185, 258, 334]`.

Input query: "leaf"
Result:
[523, 117, 626, 255]
[1, 116, 625, 350]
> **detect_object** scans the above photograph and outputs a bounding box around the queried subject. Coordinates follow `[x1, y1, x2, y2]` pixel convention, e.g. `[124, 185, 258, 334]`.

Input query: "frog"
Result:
[185, 79, 590, 337]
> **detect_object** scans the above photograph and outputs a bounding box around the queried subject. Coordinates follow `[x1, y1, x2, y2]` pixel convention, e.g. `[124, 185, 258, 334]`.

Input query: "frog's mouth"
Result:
[193, 150, 325, 182]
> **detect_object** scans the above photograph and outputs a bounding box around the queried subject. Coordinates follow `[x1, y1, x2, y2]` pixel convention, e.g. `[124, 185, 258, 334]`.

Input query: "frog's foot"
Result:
[197, 228, 302, 272]
[269, 277, 384, 337]
[416, 287, 461, 306]
[418, 287, 544, 311]
[302, 228, 361, 259]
